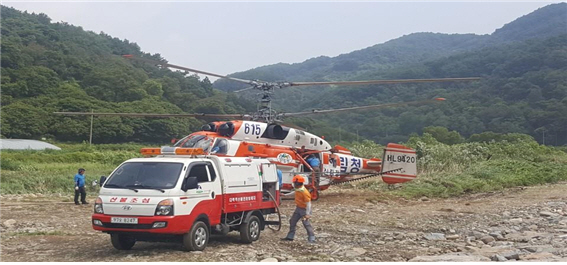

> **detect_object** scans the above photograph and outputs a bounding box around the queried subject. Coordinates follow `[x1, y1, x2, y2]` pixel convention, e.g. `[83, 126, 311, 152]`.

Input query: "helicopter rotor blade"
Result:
[54, 112, 252, 119]
[123, 55, 258, 86]
[279, 122, 307, 131]
[279, 98, 446, 117]
[124, 55, 480, 91]
[287, 77, 481, 87]
[233, 86, 255, 93]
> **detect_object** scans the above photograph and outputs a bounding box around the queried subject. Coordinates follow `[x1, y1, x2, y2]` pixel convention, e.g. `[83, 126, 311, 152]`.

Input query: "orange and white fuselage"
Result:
[173, 120, 417, 196]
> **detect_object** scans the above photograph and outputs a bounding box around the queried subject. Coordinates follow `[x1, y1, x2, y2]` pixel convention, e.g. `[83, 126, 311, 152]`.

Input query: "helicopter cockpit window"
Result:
[211, 139, 228, 155]
[173, 135, 202, 148]
[173, 135, 189, 147]
[195, 137, 212, 152]
[174, 135, 212, 152]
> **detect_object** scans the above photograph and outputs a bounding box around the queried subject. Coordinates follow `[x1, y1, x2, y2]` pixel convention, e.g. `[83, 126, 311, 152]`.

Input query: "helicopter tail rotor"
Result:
[381, 143, 418, 184]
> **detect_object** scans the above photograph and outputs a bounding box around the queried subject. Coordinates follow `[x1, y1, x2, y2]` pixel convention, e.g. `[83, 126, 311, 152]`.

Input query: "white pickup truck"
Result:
[92, 148, 280, 251]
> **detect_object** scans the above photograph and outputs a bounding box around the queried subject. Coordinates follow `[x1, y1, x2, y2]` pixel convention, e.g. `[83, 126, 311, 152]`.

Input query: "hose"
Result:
[264, 190, 282, 231]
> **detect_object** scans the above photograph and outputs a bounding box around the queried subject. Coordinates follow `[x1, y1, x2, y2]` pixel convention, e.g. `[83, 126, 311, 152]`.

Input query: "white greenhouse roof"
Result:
[0, 139, 61, 150]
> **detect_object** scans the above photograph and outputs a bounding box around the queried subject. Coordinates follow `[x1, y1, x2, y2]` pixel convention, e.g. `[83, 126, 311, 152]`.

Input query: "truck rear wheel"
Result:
[110, 234, 136, 250]
[183, 221, 209, 251]
[240, 215, 261, 243]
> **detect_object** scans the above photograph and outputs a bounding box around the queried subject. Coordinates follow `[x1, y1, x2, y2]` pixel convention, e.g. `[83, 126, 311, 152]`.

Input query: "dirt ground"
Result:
[1, 182, 567, 262]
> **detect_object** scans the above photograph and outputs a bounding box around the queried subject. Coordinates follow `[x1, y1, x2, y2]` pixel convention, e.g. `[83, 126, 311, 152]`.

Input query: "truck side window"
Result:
[188, 164, 209, 183]
[206, 164, 217, 182]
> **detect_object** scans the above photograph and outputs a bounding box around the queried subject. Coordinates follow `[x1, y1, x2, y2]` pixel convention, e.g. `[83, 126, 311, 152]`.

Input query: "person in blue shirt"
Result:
[305, 155, 320, 172]
[276, 169, 283, 203]
[74, 168, 88, 205]
[276, 169, 283, 189]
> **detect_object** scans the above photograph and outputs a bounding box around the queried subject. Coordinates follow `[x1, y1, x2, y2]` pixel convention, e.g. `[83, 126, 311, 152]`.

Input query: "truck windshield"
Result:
[104, 162, 183, 190]
[174, 135, 212, 152]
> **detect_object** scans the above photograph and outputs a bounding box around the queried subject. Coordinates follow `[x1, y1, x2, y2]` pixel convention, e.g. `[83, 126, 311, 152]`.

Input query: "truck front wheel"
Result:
[240, 215, 261, 243]
[110, 234, 136, 250]
[183, 221, 209, 251]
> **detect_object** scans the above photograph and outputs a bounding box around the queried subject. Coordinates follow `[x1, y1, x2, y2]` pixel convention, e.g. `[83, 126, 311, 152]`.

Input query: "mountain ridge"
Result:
[214, 3, 566, 91]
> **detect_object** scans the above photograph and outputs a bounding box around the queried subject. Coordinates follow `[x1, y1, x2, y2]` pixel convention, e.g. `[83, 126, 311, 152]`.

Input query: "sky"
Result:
[3, 0, 563, 80]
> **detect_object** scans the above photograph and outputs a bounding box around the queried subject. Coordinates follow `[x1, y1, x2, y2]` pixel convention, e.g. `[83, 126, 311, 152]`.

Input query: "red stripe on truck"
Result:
[224, 191, 277, 213]
[93, 195, 223, 234]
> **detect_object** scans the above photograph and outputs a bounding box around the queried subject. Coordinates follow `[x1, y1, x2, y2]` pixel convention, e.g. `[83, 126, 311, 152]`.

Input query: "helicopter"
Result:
[55, 55, 480, 199]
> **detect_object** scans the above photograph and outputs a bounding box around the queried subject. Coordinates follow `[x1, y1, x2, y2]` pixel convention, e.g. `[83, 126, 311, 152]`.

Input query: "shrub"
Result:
[353, 134, 567, 198]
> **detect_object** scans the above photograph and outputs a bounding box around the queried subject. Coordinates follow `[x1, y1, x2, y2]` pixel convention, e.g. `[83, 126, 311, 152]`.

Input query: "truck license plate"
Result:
[111, 217, 138, 224]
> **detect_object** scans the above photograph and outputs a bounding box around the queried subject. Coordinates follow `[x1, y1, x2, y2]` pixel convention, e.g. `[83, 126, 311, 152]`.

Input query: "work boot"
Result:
[280, 237, 293, 241]
[308, 236, 316, 243]
[75, 202, 80, 205]
[82, 202, 89, 205]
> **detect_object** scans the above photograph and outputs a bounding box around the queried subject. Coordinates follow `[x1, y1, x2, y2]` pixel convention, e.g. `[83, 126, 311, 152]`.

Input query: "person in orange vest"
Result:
[281, 175, 316, 243]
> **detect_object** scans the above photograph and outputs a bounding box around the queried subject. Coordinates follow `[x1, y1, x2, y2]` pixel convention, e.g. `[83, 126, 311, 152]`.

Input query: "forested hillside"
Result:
[1, 4, 566, 146]
[0, 6, 255, 143]
[215, 3, 567, 146]
[215, 33, 486, 90]
[296, 34, 567, 145]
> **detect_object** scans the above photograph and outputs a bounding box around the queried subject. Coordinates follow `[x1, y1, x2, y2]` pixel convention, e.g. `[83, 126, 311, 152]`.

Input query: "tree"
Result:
[423, 126, 464, 145]
[142, 79, 163, 97]
[1, 102, 49, 139]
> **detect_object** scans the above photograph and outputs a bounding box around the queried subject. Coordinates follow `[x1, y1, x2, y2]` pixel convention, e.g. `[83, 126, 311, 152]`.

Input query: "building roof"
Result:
[0, 139, 61, 150]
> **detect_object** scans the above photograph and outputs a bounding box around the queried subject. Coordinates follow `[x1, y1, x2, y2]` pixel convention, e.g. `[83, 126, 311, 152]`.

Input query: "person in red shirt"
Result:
[281, 175, 316, 243]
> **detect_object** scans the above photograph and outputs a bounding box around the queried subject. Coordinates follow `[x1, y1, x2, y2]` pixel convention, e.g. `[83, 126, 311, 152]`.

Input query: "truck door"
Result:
[183, 162, 222, 225]
[261, 163, 278, 202]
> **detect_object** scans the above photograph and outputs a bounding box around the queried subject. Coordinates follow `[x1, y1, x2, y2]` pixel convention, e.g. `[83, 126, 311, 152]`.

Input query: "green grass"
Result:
[389, 160, 567, 198]
[1, 143, 144, 194]
[2, 138, 566, 197]
[346, 134, 567, 198]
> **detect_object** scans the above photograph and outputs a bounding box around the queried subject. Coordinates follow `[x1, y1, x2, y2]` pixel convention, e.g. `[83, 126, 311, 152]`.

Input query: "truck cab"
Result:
[92, 148, 280, 251]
